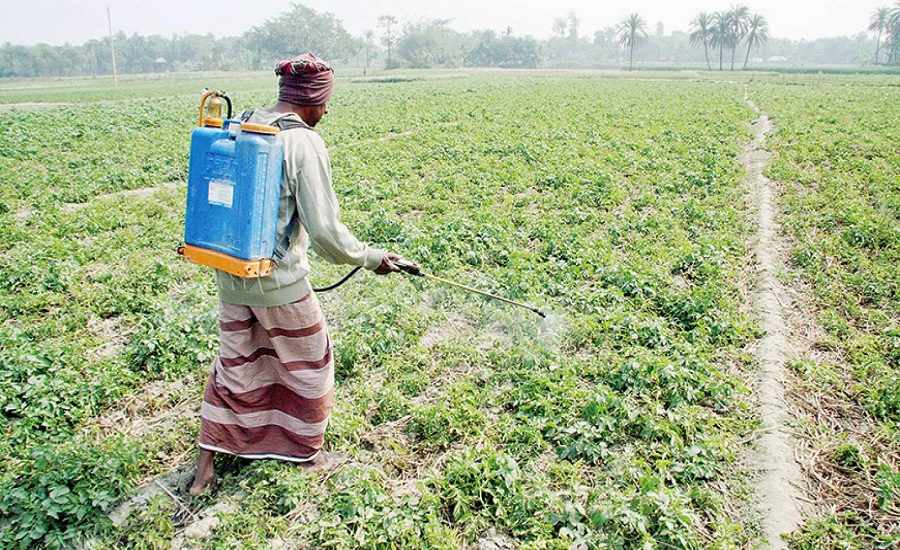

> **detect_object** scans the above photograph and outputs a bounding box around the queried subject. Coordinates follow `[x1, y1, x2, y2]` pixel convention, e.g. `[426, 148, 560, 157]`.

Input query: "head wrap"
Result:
[275, 53, 335, 106]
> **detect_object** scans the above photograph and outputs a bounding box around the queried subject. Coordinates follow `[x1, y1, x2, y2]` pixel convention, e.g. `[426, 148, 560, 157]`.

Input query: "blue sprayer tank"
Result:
[183, 120, 283, 274]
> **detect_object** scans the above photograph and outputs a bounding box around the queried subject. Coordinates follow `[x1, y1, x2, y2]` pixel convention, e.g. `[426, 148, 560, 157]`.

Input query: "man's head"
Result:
[275, 53, 334, 126]
[295, 103, 328, 128]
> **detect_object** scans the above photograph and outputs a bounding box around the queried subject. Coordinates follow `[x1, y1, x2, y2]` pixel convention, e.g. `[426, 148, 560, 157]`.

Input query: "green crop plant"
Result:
[7, 70, 893, 548]
[752, 76, 900, 548]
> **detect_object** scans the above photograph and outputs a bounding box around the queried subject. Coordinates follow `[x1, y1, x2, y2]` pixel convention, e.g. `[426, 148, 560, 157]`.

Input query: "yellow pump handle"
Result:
[199, 90, 216, 127]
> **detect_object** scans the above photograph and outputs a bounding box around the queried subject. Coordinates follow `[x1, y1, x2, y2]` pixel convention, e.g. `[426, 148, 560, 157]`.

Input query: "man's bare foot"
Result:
[189, 449, 217, 496]
[298, 451, 347, 472]
[189, 473, 217, 496]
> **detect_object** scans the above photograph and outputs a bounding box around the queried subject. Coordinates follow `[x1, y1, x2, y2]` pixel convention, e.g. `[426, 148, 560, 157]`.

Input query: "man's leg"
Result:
[190, 449, 217, 495]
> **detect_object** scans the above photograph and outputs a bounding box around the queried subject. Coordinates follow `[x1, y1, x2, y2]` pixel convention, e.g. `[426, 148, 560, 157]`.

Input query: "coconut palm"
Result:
[870, 7, 892, 64]
[710, 11, 728, 70]
[689, 12, 715, 70]
[742, 14, 769, 69]
[726, 4, 751, 70]
[617, 13, 648, 71]
[889, 1, 900, 65]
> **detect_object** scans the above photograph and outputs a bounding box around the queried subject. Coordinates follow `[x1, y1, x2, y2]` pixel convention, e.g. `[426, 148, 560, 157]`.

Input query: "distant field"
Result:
[0, 70, 897, 549]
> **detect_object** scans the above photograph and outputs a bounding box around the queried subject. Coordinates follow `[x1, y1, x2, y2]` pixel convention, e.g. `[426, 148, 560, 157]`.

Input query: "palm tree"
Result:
[742, 14, 769, 69]
[889, 1, 900, 65]
[617, 13, 648, 71]
[726, 4, 751, 70]
[689, 12, 715, 70]
[870, 7, 892, 64]
[710, 11, 728, 70]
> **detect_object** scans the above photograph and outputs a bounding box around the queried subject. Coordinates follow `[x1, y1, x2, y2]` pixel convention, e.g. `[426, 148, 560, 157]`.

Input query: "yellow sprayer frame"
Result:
[177, 245, 274, 278]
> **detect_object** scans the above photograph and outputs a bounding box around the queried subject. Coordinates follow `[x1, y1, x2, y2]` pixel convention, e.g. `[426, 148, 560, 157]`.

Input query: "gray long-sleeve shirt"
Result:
[215, 108, 385, 307]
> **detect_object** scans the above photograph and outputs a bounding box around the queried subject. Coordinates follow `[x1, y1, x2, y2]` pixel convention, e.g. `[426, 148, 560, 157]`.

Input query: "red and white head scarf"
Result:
[275, 53, 334, 106]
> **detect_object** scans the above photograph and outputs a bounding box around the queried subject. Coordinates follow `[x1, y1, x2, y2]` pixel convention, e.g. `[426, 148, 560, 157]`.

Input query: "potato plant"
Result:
[752, 76, 900, 549]
[0, 70, 816, 548]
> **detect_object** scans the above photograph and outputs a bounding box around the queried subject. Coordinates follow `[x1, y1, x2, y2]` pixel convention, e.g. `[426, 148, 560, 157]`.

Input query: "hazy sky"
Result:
[2, 0, 889, 46]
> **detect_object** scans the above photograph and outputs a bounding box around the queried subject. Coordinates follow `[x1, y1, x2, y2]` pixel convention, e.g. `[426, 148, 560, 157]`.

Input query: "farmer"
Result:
[190, 53, 404, 495]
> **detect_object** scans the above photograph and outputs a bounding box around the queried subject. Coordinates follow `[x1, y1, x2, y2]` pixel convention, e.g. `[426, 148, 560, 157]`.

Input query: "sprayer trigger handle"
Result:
[394, 258, 423, 276]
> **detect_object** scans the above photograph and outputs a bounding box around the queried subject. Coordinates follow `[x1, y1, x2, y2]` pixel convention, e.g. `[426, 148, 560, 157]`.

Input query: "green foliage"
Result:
[754, 77, 900, 545]
[0, 325, 135, 451]
[0, 440, 143, 549]
[435, 448, 547, 538]
[0, 72, 775, 548]
[242, 4, 360, 66]
[549, 478, 703, 549]
[124, 295, 218, 376]
[785, 512, 894, 549]
[317, 469, 459, 548]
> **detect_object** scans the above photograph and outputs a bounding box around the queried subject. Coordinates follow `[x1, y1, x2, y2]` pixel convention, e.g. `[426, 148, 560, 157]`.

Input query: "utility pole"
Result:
[107, 6, 118, 87]
[364, 30, 374, 76]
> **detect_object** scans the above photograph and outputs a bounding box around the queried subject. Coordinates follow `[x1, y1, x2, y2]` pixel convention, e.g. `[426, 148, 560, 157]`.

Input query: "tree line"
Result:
[620, 3, 900, 70]
[2, 2, 898, 79]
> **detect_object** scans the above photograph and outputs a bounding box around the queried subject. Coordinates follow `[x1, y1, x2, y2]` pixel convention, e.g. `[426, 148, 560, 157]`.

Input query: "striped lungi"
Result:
[199, 293, 334, 463]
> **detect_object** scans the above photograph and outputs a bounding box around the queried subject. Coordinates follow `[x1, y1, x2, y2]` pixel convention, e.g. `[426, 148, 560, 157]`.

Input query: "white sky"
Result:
[1, 0, 888, 46]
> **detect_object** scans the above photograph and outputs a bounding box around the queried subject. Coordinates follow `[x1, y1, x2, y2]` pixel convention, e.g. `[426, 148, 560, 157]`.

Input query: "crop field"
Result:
[0, 70, 897, 549]
[753, 78, 900, 547]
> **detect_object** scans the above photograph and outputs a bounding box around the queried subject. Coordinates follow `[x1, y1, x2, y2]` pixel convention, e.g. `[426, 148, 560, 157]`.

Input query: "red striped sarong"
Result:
[199, 293, 333, 463]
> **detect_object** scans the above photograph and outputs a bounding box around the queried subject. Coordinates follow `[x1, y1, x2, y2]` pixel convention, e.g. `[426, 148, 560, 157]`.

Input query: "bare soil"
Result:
[742, 94, 808, 548]
[0, 102, 72, 111]
[61, 181, 181, 213]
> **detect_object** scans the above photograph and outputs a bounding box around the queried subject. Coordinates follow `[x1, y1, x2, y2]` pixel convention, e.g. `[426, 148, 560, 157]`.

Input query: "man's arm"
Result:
[290, 132, 395, 272]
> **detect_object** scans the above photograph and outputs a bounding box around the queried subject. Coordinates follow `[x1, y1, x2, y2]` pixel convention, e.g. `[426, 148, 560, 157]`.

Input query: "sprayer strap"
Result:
[241, 110, 309, 132]
[274, 118, 309, 131]
[238, 111, 308, 263]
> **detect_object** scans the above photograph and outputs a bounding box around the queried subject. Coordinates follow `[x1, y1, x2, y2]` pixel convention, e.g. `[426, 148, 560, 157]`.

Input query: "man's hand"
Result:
[374, 252, 404, 275]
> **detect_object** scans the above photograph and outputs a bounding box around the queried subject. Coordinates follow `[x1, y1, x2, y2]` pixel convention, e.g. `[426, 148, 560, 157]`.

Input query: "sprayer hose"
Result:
[312, 266, 362, 293]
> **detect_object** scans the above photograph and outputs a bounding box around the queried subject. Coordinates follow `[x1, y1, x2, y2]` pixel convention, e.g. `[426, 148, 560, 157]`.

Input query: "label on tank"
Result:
[208, 180, 234, 208]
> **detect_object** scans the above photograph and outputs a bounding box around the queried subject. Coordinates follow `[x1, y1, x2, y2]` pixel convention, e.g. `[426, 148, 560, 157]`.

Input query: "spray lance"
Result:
[393, 259, 547, 318]
[313, 259, 546, 318]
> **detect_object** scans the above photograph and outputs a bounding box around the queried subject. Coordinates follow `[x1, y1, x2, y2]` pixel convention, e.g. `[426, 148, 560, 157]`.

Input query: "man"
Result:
[190, 53, 404, 495]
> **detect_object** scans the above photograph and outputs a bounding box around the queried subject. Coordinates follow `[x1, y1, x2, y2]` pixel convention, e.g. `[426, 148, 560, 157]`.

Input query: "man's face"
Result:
[307, 103, 328, 127]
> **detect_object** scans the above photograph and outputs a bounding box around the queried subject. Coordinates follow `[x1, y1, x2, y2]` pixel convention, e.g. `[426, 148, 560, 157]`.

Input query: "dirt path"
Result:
[742, 92, 807, 547]
[60, 181, 181, 213]
[332, 121, 461, 151]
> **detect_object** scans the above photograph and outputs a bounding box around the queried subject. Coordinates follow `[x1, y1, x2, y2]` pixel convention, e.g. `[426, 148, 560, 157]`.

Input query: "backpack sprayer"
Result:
[178, 91, 546, 318]
[177, 90, 283, 277]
